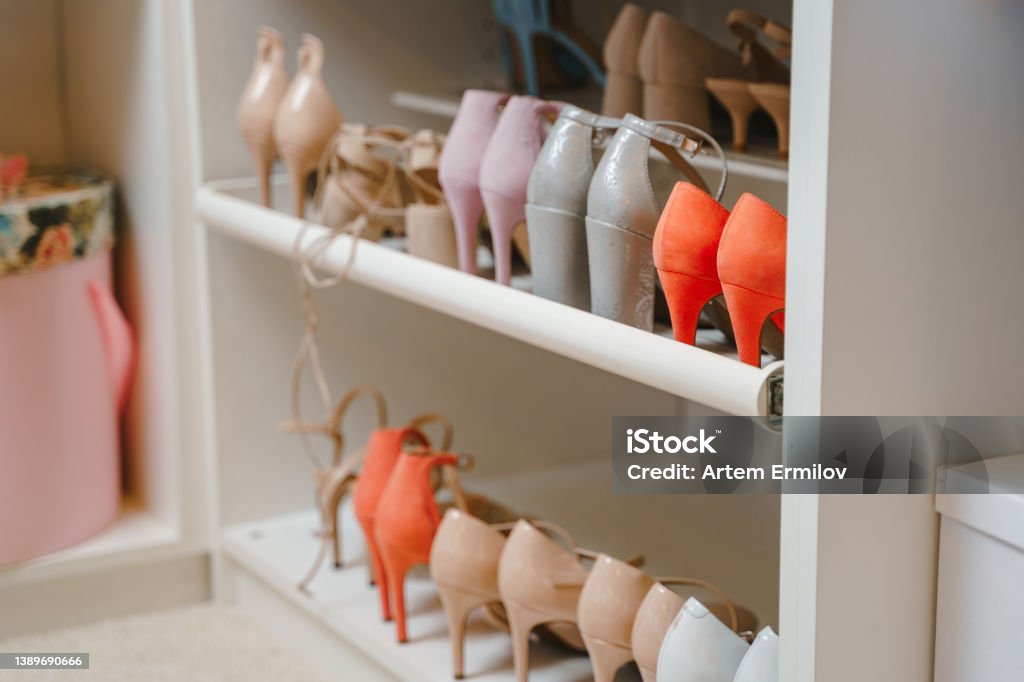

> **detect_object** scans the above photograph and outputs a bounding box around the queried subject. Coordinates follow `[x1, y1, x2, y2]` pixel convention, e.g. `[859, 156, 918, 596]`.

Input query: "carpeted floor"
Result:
[0, 604, 328, 681]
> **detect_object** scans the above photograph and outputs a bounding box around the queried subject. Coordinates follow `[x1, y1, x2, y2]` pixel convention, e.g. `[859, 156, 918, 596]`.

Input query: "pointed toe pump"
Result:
[404, 129, 459, 268]
[601, 3, 649, 118]
[273, 33, 342, 218]
[636, 12, 745, 130]
[632, 580, 755, 682]
[717, 193, 787, 367]
[279, 385, 388, 592]
[525, 106, 619, 309]
[438, 90, 511, 275]
[657, 598, 751, 682]
[576, 554, 655, 682]
[430, 509, 509, 679]
[585, 114, 719, 331]
[478, 95, 562, 286]
[238, 27, 288, 208]
[733, 627, 779, 682]
[497, 520, 590, 682]
[352, 412, 452, 621]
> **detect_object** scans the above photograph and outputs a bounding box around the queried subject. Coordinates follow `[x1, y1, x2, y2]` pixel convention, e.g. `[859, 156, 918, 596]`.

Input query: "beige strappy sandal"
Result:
[280, 385, 388, 592]
[402, 130, 460, 268]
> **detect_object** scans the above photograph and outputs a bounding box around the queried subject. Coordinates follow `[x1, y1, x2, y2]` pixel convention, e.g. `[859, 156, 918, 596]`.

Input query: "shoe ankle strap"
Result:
[561, 105, 621, 131]
[621, 114, 729, 201]
[621, 113, 701, 155]
[654, 576, 739, 631]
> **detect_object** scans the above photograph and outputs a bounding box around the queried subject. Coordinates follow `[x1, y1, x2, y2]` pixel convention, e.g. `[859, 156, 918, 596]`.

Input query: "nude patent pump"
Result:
[238, 27, 288, 207]
[632, 581, 755, 682]
[279, 385, 387, 592]
[273, 33, 342, 218]
[657, 598, 750, 682]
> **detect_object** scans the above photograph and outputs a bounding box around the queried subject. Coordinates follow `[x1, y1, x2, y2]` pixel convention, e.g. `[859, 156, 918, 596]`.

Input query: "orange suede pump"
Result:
[717, 193, 787, 366]
[653, 182, 732, 345]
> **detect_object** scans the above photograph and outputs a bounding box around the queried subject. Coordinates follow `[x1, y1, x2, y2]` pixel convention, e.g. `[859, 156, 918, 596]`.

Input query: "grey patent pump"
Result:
[585, 114, 725, 331]
[525, 107, 620, 310]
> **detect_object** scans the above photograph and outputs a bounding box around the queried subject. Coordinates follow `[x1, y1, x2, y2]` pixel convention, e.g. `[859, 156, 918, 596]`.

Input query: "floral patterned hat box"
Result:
[0, 168, 134, 565]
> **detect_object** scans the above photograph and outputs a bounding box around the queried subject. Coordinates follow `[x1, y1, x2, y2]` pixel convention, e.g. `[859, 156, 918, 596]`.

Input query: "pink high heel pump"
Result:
[438, 90, 510, 276]
[478, 95, 562, 285]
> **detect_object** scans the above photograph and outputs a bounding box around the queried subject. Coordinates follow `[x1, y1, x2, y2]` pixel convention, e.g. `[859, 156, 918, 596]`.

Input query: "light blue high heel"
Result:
[492, 0, 606, 96]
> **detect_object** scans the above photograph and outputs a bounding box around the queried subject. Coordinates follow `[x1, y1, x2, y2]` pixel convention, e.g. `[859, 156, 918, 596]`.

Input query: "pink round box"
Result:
[0, 168, 133, 566]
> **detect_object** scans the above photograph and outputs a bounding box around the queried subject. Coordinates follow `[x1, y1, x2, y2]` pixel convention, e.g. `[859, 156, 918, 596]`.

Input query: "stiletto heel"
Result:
[439, 90, 511, 275]
[479, 95, 562, 285]
[585, 638, 636, 682]
[435, 582, 489, 679]
[479, 191, 523, 286]
[273, 34, 342, 218]
[503, 599, 547, 682]
[445, 183, 485, 275]
[238, 27, 287, 208]
[717, 193, 787, 367]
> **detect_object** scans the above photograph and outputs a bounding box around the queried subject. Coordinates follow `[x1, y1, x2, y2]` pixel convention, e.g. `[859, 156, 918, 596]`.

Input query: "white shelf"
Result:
[390, 90, 789, 183]
[0, 502, 179, 589]
[222, 509, 611, 682]
[196, 177, 782, 417]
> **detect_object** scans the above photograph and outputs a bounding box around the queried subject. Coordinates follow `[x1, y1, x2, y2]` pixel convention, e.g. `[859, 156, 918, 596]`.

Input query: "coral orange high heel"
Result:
[717, 193, 787, 367]
[374, 447, 499, 644]
[279, 385, 388, 592]
[352, 412, 452, 621]
[653, 182, 732, 346]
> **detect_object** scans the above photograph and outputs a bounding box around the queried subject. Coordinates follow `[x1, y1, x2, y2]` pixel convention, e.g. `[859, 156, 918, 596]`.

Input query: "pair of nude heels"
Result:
[653, 183, 787, 366]
[659, 598, 779, 682]
[706, 12, 792, 158]
[237, 28, 342, 217]
[602, 5, 789, 153]
[526, 105, 731, 335]
[438, 90, 563, 285]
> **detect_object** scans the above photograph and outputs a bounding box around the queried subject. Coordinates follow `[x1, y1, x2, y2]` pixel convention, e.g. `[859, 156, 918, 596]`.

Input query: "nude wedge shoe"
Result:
[601, 3, 649, 117]
[585, 114, 711, 331]
[404, 130, 459, 268]
[637, 12, 745, 130]
[273, 34, 342, 218]
[238, 27, 288, 208]
[525, 106, 619, 310]
[733, 627, 779, 682]
[632, 581, 756, 682]
[657, 598, 750, 682]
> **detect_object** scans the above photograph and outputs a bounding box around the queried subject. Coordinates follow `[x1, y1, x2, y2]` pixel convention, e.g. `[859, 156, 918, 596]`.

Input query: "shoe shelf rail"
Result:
[196, 177, 783, 417]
